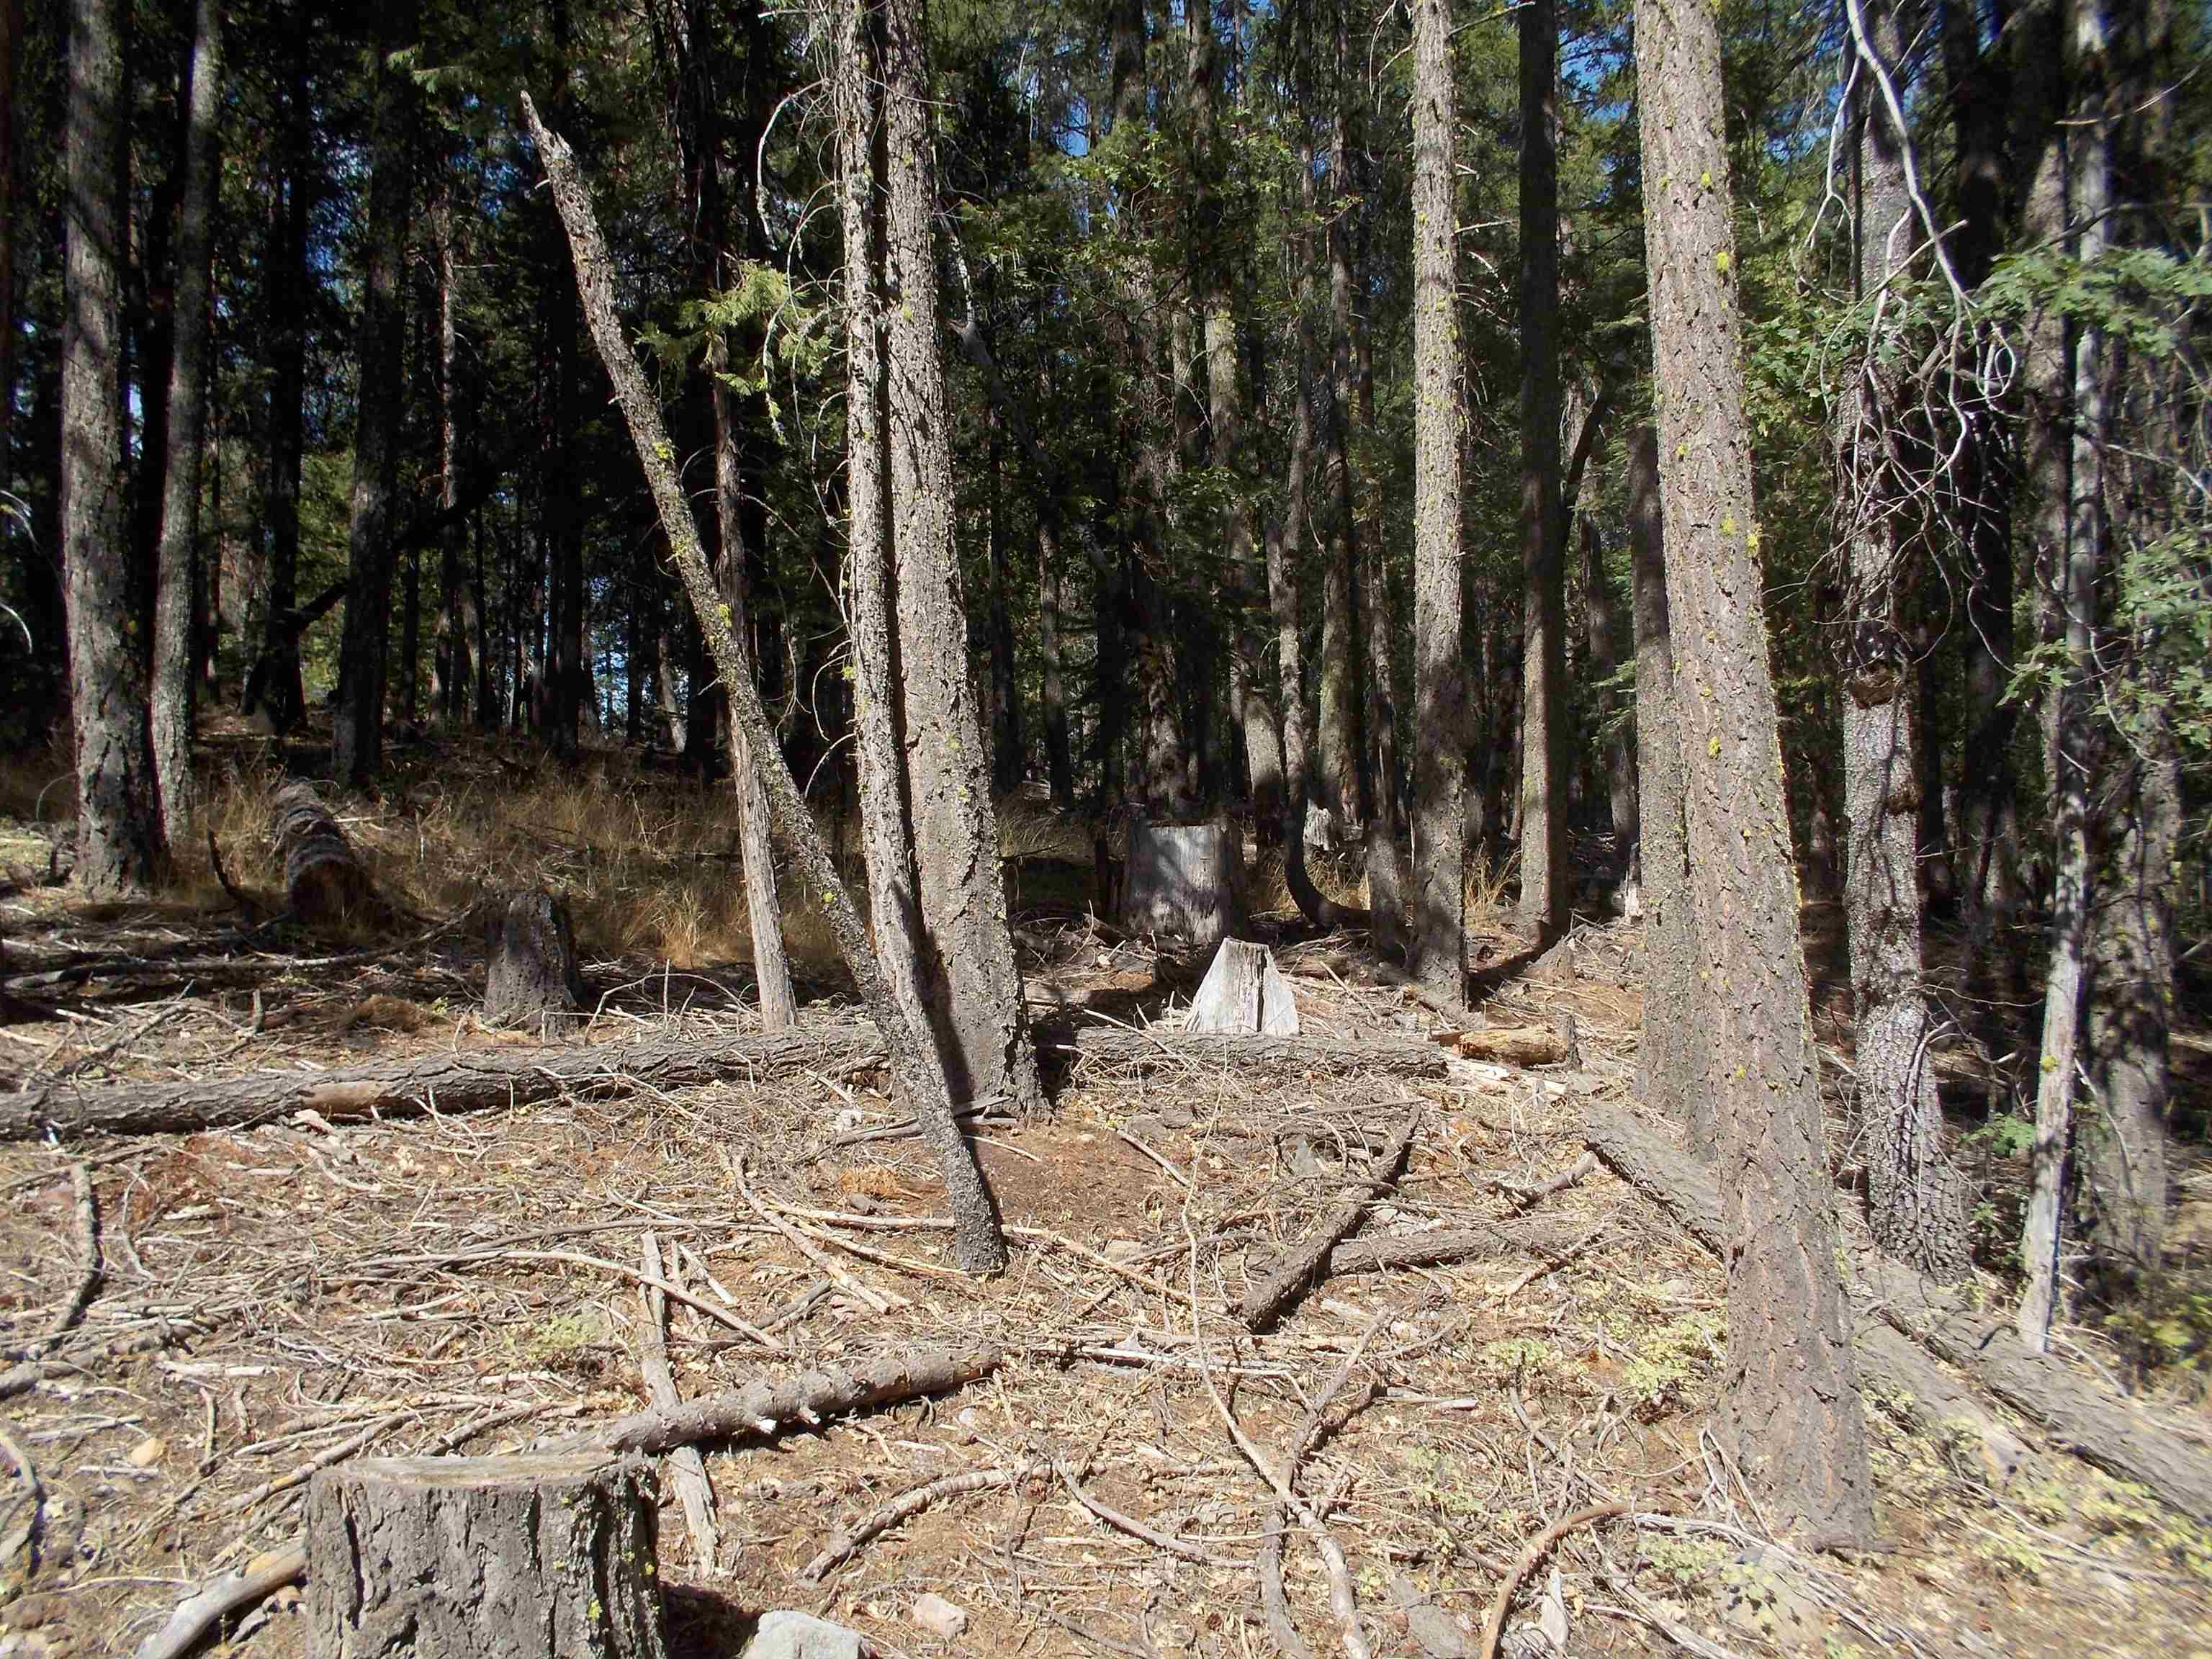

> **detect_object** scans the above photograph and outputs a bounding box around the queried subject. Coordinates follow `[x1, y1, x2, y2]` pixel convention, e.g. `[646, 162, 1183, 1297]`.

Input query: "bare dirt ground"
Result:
[2, 850, 2210, 1658]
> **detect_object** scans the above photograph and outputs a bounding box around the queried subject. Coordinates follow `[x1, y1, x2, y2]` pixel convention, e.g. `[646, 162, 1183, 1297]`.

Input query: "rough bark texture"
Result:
[1633, 0, 1876, 1544]
[432, 191, 476, 726]
[1124, 821, 1239, 952]
[1406, 0, 1467, 1002]
[523, 91, 1007, 1275]
[1627, 428, 1712, 1154]
[1839, 0, 1971, 1283]
[4, 1022, 877, 1141]
[331, 0, 417, 788]
[1580, 1101, 2212, 1521]
[1515, 0, 1568, 938]
[63, 0, 166, 896]
[1054, 1028, 1450, 1079]
[305, 1454, 665, 1659]
[881, 0, 1038, 1115]
[150, 0, 220, 850]
[482, 890, 589, 1035]
[271, 783, 380, 929]
[1581, 515, 1635, 860]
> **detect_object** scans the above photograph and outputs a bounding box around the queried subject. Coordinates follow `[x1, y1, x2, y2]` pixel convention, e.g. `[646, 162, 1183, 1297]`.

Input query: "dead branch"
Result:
[803, 1465, 1030, 1582]
[132, 1542, 305, 1659]
[1325, 1220, 1570, 1276]
[1456, 1024, 1579, 1068]
[2, 1022, 877, 1140]
[1487, 1151, 1599, 1210]
[546, 1342, 1002, 1457]
[638, 1231, 721, 1573]
[1058, 1460, 1246, 1568]
[1478, 1503, 1629, 1659]
[1058, 1030, 1452, 1079]
[1243, 1108, 1421, 1331]
[1582, 1100, 2212, 1521]
[737, 1155, 904, 1313]
[3, 1166, 99, 1362]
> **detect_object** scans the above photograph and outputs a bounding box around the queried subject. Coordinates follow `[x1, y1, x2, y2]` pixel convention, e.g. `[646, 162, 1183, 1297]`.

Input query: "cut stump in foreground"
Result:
[271, 783, 381, 929]
[482, 889, 589, 1035]
[1187, 938, 1299, 1035]
[305, 1452, 664, 1659]
[1124, 820, 1238, 950]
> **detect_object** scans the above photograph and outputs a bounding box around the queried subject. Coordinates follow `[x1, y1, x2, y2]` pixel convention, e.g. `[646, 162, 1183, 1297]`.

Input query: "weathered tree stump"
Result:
[1187, 939, 1299, 1036]
[305, 1452, 665, 1659]
[483, 890, 588, 1034]
[271, 783, 379, 928]
[1123, 820, 1238, 950]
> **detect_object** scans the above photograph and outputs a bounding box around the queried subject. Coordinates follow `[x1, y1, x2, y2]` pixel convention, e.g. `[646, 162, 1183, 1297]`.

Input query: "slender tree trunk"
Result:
[1407, 0, 1465, 999]
[431, 187, 477, 727]
[526, 84, 1009, 1275]
[1516, 0, 1568, 938]
[0, 0, 19, 494]
[1628, 428, 1712, 1153]
[150, 0, 219, 850]
[1582, 517, 1636, 857]
[65, 0, 166, 891]
[881, 0, 1038, 1111]
[331, 0, 417, 788]
[1633, 0, 1876, 1542]
[2019, 0, 2108, 1353]
[1311, 2, 1359, 840]
[984, 407, 1025, 793]
[1838, 0, 1971, 1282]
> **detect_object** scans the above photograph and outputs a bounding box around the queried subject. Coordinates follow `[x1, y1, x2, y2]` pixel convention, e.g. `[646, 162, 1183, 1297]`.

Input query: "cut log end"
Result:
[306, 1452, 665, 1659]
[271, 783, 382, 930]
[483, 890, 589, 1035]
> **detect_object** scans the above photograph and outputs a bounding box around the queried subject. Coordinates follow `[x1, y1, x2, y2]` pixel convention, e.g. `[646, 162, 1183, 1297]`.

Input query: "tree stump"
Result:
[1123, 821, 1238, 950]
[271, 783, 379, 928]
[305, 1452, 665, 1659]
[483, 890, 589, 1035]
[1187, 939, 1299, 1036]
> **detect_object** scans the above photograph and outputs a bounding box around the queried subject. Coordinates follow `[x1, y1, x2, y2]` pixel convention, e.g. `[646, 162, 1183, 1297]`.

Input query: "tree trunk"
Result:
[1633, 0, 1876, 1543]
[984, 406, 1025, 794]
[150, 0, 219, 851]
[525, 88, 1008, 1274]
[1582, 515, 1635, 860]
[881, 0, 1039, 1113]
[431, 186, 477, 727]
[63, 0, 166, 895]
[331, 0, 416, 788]
[1515, 0, 1568, 939]
[1124, 819, 1239, 951]
[306, 1455, 666, 1659]
[2019, 0, 2107, 1352]
[1310, 5, 1359, 844]
[1839, 0, 1970, 1283]
[1408, 0, 1465, 1002]
[1627, 428, 1713, 1155]
[482, 889, 589, 1036]
[0, 0, 17, 494]
[271, 781, 380, 928]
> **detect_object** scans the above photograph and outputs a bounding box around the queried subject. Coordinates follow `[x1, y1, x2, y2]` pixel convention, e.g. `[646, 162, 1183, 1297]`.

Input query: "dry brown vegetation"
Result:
[0, 742, 2208, 1659]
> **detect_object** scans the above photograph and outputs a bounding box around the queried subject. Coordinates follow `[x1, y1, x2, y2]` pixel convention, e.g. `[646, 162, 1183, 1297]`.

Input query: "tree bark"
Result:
[1124, 819, 1239, 950]
[1581, 516, 1635, 858]
[1627, 428, 1712, 1155]
[482, 890, 589, 1036]
[1515, 0, 1568, 939]
[431, 185, 477, 727]
[271, 782, 381, 928]
[63, 0, 166, 895]
[1310, 4, 1359, 844]
[150, 0, 220, 851]
[1633, 0, 1876, 1543]
[331, 0, 417, 788]
[1407, 0, 1465, 1001]
[524, 88, 1008, 1274]
[881, 0, 1039, 1112]
[1839, 0, 1971, 1282]
[306, 1455, 665, 1659]
[0, 0, 17, 494]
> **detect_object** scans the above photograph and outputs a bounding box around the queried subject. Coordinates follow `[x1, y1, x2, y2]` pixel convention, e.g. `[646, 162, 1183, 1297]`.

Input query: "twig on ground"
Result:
[1486, 1151, 1599, 1211]
[1056, 1460, 1246, 1568]
[1243, 1107, 1420, 1332]
[4, 1166, 101, 1364]
[132, 1542, 305, 1659]
[1477, 1502, 1627, 1659]
[225, 1411, 410, 1514]
[736, 1154, 904, 1313]
[803, 1463, 1032, 1581]
[0, 1424, 44, 1578]
[639, 1230, 722, 1574]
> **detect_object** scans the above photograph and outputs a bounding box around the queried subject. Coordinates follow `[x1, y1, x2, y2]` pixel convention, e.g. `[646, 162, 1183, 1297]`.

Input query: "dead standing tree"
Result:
[521, 94, 1007, 1275]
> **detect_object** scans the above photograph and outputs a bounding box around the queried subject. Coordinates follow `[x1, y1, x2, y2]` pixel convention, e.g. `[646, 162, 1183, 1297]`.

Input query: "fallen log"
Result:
[1, 1022, 878, 1141]
[1458, 1020, 1578, 1069]
[1057, 1030, 1450, 1079]
[1582, 1102, 2212, 1520]
[1243, 1107, 1421, 1331]
[1326, 1220, 1573, 1277]
[547, 1342, 1002, 1457]
[271, 783, 384, 929]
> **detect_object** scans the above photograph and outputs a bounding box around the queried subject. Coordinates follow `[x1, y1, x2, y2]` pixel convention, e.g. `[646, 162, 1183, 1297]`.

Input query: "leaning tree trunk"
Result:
[1633, 0, 1876, 1545]
[1838, 0, 1971, 1284]
[1627, 428, 1712, 1155]
[1515, 0, 1568, 940]
[331, 0, 417, 788]
[1407, 0, 1466, 1001]
[62, 0, 166, 896]
[150, 0, 220, 851]
[307, 1455, 665, 1659]
[881, 0, 1039, 1113]
[522, 91, 1007, 1276]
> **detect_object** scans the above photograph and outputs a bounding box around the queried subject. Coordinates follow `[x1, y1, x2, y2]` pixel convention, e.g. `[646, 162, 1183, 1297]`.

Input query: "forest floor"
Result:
[1, 740, 2210, 1659]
